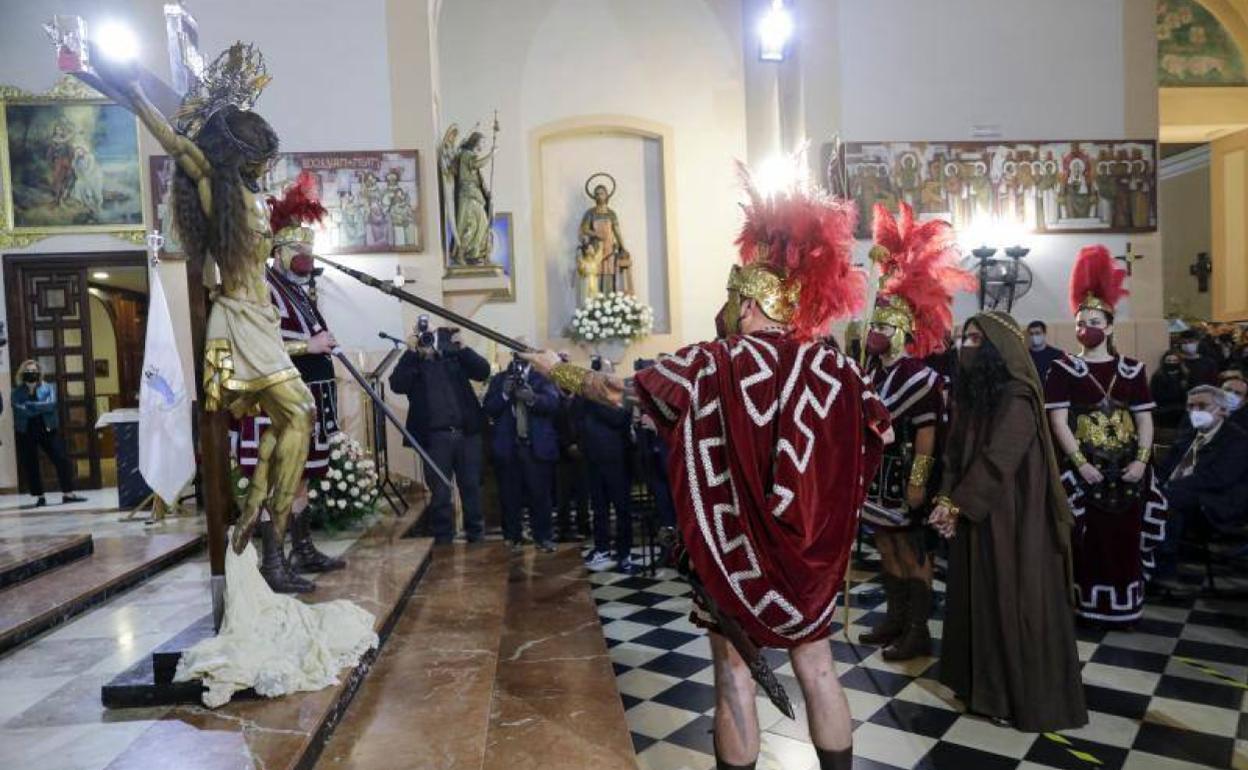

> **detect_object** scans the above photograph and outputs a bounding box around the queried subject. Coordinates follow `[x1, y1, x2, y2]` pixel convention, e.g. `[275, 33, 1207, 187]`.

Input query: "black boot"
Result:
[259, 520, 315, 594]
[289, 513, 346, 573]
[883, 579, 932, 661]
[859, 573, 907, 646]
[816, 746, 853, 770]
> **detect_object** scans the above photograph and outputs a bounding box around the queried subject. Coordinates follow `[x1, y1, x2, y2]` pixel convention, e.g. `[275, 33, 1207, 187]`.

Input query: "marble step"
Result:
[0, 533, 94, 590]
[316, 544, 637, 770]
[0, 532, 204, 656]
[101, 519, 435, 770]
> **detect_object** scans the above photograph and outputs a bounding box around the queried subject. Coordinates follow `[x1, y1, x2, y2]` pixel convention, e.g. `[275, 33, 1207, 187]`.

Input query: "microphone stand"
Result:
[367, 334, 409, 514]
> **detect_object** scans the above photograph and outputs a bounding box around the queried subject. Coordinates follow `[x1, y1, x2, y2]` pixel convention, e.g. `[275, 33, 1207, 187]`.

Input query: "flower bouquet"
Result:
[569, 292, 654, 362]
[305, 433, 382, 532]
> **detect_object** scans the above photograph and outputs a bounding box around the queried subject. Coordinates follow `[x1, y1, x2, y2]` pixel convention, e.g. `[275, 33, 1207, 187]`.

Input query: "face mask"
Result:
[1076, 326, 1106, 349]
[1189, 410, 1216, 431]
[21, 372, 38, 383]
[958, 347, 978, 372]
[865, 330, 893, 357]
[1182, 342, 1199, 356]
[1225, 392, 1243, 411]
[1029, 334, 1045, 350]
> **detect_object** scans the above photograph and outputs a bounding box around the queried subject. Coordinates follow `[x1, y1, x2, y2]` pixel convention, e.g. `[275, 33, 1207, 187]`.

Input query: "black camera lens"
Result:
[590, 356, 603, 371]
[419, 331, 435, 347]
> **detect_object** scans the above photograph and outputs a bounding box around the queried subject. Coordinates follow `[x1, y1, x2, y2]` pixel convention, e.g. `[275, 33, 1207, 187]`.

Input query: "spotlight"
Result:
[92, 271, 110, 279]
[759, 1, 794, 62]
[94, 22, 139, 63]
[754, 154, 803, 199]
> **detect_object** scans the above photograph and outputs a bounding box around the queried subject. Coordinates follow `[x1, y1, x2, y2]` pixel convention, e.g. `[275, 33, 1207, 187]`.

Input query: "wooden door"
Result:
[1211, 127, 1248, 321]
[4, 252, 147, 492]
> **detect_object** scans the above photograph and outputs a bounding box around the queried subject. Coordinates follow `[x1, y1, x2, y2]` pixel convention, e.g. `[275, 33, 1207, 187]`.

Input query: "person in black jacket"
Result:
[389, 325, 491, 544]
[1222, 370, 1248, 430]
[483, 356, 562, 552]
[1151, 350, 1191, 442]
[554, 353, 590, 542]
[1154, 385, 1248, 588]
[579, 357, 637, 573]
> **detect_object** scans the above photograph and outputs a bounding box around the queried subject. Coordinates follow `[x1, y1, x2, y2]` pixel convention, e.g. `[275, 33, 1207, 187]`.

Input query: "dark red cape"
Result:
[635, 331, 887, 648]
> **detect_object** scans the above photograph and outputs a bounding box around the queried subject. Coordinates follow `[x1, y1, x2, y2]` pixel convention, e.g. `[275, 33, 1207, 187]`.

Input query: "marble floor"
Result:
[0, 491, 360, 770]
[596, 546, 1248, 770]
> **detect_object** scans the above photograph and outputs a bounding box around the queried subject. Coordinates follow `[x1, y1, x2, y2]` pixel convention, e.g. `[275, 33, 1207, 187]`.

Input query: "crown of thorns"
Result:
[174, 42, 271, 138]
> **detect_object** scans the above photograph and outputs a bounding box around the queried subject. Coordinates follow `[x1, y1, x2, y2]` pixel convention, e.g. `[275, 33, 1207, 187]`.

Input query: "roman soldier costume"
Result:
[552, 173, 889, 649]
[1045, 245, 1167, 626]
[858, 203, 975, 659]
[233, 172, 346, 589]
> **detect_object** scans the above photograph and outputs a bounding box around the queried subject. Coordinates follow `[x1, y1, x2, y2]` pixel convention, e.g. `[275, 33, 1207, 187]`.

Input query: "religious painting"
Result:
[271, 150, 423, 254]
[841, 140, 1158, 238]
[487, 212, 515, 302]
[1157, 0, 1248, 86]
[148, 155, 184, 257]
[1, 80, 143, 241]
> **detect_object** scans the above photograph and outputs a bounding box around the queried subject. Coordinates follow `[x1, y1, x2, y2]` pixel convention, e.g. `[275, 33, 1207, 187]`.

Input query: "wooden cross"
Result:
[1190, 251, 1212, 293]
[1116, 241, 1144, 275]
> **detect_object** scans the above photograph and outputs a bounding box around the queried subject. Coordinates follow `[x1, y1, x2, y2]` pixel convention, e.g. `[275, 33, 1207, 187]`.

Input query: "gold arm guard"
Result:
[909, 454, 935, 488]
[550, 362, 592, 396]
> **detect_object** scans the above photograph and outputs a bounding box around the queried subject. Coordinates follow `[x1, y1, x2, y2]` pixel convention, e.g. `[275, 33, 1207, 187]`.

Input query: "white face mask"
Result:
[1225, 392, 1244, 411]
[1182, 342, 1199, 356]
[1029, 333, 1045, 349]
[1189, 410, 1216, 431]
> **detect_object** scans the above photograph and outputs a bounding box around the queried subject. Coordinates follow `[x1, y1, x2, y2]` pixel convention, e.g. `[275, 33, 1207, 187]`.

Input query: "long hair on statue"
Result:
[172, 105, 279, 280]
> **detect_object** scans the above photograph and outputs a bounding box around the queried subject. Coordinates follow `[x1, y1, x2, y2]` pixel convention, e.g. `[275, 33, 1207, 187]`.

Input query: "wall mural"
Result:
[150, 150, 423, 258]
[1158, 0, 1248, 86]
[841, 140, 1158, 239]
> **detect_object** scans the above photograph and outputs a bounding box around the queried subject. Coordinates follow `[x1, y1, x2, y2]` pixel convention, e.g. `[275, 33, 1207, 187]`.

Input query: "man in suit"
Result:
[1026, 320, 1064, 382]
[579, 357, 637, 573]
[483, 355, 562, 552]
[389, 323, 492, 544]
[1154, 385, 1248, 590]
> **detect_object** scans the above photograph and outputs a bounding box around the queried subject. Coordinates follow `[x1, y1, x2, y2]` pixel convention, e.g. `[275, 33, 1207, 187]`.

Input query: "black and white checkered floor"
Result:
[590, 548, 1248, 770]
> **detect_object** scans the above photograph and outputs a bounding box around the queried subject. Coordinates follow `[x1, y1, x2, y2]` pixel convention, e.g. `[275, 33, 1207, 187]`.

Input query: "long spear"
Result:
[486, 109, 499, 222]
[316, 255, 532, 353]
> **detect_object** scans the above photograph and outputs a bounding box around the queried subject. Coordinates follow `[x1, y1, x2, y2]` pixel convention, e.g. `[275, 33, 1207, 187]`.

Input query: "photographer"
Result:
[389, 316, 491, 544]
[483, 354, 561, 552]
[580, 357, 637, 573]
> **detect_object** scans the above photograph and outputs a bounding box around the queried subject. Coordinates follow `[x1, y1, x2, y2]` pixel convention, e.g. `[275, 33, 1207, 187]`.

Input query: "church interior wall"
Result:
[1161, 159, 1214, 320]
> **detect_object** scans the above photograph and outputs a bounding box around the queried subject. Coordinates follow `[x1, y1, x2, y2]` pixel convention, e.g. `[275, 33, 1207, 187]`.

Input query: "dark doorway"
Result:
[4, 252, 148, 491]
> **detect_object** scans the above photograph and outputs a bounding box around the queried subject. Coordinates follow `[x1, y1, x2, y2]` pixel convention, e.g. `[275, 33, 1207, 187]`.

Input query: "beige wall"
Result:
[1160, 162, 1214, 320]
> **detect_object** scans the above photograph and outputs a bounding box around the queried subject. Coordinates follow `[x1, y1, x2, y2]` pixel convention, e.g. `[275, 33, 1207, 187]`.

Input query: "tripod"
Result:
[366, 342, 409, 514]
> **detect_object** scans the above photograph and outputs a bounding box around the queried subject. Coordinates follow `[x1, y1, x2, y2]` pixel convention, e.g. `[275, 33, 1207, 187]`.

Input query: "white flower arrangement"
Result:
[306, 432, 383, 531]
[569, 292, 654, 343]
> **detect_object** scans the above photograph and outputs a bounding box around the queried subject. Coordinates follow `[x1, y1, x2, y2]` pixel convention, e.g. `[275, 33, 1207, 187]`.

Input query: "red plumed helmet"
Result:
[734, 161, 864, 340]
[268, 170, 327, 235]
[1069, 244, 1128, 316]
[870, 203, 977, 357]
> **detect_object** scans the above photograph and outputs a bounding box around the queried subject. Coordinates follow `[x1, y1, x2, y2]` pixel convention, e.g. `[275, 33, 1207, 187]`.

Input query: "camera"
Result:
[590, 355, 603, 372]
[416, 315, 435, 349]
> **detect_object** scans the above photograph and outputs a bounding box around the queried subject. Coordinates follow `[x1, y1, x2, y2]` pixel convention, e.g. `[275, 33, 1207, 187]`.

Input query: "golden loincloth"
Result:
[203, 295, 300, 414]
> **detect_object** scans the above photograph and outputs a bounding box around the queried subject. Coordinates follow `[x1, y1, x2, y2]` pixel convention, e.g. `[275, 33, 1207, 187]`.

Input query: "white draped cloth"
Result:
[174, 530, 378, 708]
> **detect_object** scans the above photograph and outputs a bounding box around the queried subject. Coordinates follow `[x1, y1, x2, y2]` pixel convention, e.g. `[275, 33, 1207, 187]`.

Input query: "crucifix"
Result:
[1190, 251, 1212, 293]
[1115, 241, 1144, 276]
[45, 9, 289, 627]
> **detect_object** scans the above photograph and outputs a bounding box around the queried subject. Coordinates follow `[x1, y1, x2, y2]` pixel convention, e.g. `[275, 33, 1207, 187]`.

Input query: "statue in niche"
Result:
[439, 122, 497, 267]
[577, 173, 632, 299]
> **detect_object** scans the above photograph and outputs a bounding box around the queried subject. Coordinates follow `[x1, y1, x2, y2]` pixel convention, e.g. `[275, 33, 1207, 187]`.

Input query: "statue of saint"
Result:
[439, 125, 496, 266]
[578, 173, 632, 297]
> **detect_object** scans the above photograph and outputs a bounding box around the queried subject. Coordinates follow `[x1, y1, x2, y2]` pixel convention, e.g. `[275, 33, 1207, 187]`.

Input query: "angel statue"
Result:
[577, 173, 632, 298]
[439, 122, 497, 267]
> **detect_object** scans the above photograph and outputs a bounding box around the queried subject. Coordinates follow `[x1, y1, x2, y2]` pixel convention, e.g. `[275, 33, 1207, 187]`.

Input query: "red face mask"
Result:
[289, 253, 315, 276]
[865, 330, 893, 357]
[1076, 326, 1106, 349]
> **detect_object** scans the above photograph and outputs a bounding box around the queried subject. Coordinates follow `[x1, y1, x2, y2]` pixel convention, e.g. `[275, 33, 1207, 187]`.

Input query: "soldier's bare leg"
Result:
[710, 632, 760, 768]
[790, 639, 853, 768]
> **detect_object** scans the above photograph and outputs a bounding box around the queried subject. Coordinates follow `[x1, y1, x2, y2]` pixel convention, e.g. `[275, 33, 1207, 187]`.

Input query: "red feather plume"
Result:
[1068, 244, 1128, 315]
[873, 203, 977, 358]
[734, 162, 864, 340]
[268, 170, 327, 234]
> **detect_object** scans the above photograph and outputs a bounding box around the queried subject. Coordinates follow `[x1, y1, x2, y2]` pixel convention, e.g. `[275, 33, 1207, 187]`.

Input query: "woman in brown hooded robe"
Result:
[928, 310, 1087, 732]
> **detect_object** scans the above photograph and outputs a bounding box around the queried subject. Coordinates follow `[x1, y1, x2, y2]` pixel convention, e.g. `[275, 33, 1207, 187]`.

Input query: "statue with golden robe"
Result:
[577, 173, 632, 300]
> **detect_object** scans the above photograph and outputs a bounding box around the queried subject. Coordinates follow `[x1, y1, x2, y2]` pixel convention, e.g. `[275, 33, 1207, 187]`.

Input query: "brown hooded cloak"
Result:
[937, 310, 1087, 732]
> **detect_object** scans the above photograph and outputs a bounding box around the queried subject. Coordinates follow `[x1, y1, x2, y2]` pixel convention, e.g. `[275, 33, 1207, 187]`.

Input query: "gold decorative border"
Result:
[0, 75, 145, 249]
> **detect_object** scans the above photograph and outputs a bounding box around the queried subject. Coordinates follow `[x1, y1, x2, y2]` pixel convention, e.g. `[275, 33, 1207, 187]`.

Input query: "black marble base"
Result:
[0, 535, 93, 590]
[101, 547, 432, 714]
